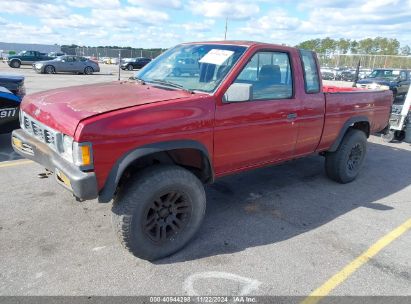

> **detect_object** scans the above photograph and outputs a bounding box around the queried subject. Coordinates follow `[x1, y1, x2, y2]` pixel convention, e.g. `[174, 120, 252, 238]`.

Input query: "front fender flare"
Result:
[98, 140, 213, 203]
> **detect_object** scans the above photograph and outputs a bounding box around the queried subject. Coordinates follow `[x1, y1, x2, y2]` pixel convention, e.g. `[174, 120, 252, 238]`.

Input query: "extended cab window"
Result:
[300, 50, 320, 93]
[234, 51, 293, 100]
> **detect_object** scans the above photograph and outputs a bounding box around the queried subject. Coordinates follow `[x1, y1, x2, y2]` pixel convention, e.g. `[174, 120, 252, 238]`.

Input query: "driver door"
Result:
[61, 56, 76, 72]
[213, 51, 299, 174]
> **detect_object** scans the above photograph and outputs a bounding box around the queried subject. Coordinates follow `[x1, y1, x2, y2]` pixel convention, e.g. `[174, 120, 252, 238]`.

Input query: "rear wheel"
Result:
[112, 165, 206, 260]
[84, 66, 94, 75]
[325, 129, 367, 183]
[44, 65, 55, 74]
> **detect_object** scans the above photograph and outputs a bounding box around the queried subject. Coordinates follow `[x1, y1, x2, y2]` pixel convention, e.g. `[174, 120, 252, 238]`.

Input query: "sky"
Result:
[0, 0, 410, 49]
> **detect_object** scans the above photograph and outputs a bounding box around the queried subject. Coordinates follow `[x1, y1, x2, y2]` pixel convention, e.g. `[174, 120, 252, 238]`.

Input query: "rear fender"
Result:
[328, 116, 370, 152]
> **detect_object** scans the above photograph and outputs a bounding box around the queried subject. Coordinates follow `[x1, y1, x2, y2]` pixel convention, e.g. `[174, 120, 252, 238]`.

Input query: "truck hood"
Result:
[21, 81, 194, 136]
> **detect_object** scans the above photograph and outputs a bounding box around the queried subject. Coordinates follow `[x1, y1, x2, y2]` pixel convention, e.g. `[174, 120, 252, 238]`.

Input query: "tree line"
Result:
[295, 37, 410, 56]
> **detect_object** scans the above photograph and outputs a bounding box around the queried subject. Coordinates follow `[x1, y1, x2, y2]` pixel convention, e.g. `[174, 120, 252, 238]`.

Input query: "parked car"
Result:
[321, 70, 335, 80]
[337, 70, 356, 82]
[32, 55, 100, 74]
[0, 87, 22, 134]
[359, 69, 371, 79]
[172, 57, 199, 76]
[356, 68, 410, 100]
[120, 57, 151, 71]
[0, 74, 25, 99]
[7, 50, 53, 68]
[12, 41, 392, 260]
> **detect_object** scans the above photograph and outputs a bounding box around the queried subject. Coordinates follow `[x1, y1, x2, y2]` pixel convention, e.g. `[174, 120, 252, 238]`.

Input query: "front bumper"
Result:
[12, 129, 98, 200]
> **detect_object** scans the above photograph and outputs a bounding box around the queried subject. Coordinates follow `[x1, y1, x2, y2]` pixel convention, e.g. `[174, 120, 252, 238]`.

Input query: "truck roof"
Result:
[181, 40, 295, 51]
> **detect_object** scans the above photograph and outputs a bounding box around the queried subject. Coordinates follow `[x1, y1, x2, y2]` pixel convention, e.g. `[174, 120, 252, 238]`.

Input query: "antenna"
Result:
[224, 17, 228, 40]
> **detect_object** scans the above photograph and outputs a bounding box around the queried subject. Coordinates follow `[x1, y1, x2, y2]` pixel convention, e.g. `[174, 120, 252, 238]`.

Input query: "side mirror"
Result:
[224, 83, 253, 103]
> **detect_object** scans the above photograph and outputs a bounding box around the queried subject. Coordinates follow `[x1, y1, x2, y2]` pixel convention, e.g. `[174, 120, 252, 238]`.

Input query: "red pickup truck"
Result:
[12, 41, 392, 260]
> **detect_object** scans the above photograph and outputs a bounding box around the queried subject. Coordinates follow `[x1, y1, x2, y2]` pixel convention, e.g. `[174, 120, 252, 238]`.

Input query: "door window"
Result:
[234, 51, 293, 100]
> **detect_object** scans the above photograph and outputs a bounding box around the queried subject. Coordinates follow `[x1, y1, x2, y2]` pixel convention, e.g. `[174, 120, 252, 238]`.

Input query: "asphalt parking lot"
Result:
[0, 62, 410, 299]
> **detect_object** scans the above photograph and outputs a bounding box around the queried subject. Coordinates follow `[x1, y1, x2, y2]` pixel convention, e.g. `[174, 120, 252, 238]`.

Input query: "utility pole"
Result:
[118, 50, 121, 81]
[224, 17, 228, 40]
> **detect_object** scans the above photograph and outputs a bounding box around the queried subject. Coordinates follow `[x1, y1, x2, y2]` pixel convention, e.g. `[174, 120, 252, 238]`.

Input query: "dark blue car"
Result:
[0, 74, 25, 134]
[0, 86, 22, 134]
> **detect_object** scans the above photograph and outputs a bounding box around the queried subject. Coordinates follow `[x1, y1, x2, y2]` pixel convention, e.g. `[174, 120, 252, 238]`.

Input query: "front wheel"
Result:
[325, 129, 367, 184]
[84, 66, 94, 75]
[112, 165, 206, 261]
[44, 65, 55, 74]
[127, 65, 133, 71]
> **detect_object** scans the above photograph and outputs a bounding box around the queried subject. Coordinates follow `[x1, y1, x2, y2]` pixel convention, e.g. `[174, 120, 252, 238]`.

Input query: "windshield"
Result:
[369, 69, 400, 80]
[136, 44, 247, 93]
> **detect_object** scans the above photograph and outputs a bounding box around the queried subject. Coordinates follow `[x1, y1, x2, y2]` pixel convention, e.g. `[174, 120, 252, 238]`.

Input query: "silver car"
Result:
[33, 55, 100, 75]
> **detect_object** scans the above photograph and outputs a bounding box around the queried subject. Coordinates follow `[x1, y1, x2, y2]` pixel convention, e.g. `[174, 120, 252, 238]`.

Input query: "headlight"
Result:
[61, 135, 74, 162]
[60, 135, 93, 168]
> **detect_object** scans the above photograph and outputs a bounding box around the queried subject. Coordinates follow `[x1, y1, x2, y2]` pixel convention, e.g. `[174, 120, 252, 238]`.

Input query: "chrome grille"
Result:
[31, 121, 44, 139]
[20, 111, 60, 151]
[44, 130, 55, 144]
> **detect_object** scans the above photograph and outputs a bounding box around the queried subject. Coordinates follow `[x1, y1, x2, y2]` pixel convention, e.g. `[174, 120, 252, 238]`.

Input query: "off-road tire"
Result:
[325, 129, 367, 184]
[112, 165, 206, 261]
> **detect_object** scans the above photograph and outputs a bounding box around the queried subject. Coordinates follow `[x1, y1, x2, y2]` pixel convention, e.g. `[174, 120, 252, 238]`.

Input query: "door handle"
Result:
[287, 113, 297, 120]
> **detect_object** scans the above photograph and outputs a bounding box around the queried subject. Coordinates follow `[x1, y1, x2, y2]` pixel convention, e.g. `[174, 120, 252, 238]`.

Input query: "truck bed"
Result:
[316, 86, 393, 151]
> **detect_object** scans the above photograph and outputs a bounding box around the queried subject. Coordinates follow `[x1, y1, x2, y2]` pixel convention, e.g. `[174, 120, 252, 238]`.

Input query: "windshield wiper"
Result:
[129, 76, 146, 85]
[148, 79, 193, 93]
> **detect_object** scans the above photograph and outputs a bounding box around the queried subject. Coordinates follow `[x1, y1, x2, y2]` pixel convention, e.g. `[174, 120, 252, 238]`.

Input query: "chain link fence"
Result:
[62, 46, 165, 59]
[318, 54, 411, 69]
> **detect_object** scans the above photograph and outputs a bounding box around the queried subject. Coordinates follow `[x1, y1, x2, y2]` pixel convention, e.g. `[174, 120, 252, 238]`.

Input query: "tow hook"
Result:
[38, 169, 53, 179]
